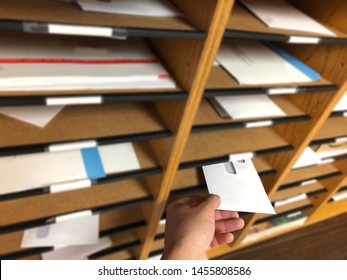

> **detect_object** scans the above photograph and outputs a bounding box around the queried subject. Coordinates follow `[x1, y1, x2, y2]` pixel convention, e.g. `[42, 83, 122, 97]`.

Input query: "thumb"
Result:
[200, 194, 221, 210]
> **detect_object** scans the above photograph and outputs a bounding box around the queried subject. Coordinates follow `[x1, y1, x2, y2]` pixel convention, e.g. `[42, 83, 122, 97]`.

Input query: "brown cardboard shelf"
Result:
[273, 182, 326, 202]
[193, 96, 309, 131]
[225, 2, 347, 43]
[0, 102, 171, 151]
[0, 0, 204, 38]
[181, 127, 291, 165]
[312, 117, 347, 142]
[205, 66, 337, 95]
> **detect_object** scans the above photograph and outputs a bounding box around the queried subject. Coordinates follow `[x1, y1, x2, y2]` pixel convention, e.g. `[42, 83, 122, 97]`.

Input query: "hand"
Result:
[161, 194, 244, 260]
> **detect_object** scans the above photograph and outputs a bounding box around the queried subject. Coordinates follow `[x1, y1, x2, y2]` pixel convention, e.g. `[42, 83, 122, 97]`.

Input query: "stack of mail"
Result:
[76, 0, 183, 17]
[0, 142, 140, 196]
[292, 147, 321, 169]
[209, 94, 286, 119]
[0, 34, 175, 91]
[216, 40, 321, 85]
[240, 0, 335, 36]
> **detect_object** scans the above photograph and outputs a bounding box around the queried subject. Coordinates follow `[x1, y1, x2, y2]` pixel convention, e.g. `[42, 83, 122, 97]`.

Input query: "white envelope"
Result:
[77, 0, 183, 17]
[216, 40, 318, 85]
[0, 106, 64, 128]
[240, 0, 335, 36]
[202, 159, 275, 214]
[333, 91, 347, 111]
[42, 237, 112, 260]
[21, 215, 99, 248]
[212, 95, 286, 119]
[293, 147, 321, 169]
[0, 36, 175, 91]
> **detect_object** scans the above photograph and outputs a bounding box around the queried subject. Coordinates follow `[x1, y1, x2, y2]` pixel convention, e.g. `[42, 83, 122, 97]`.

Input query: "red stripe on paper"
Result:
[0, 58, 159, 64]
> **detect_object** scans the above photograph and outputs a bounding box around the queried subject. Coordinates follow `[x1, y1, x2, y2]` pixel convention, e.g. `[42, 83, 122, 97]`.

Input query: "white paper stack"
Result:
[21, 214, 99, 248]
[210, 95, 286, 119]
[333, 91, 347, 112]
[0, 106, 64, 127]
[240, 0, 335, 36]
[332, 190, 347, 202]
[77, 0, 183, 17]
[202, 159, 275, 214]
[0, 35, 175, 91]
[293, 147, 321, 169]
[42, 237, 112, 260]
[216, 40, 321, 85]
[0, 142, 140, 196]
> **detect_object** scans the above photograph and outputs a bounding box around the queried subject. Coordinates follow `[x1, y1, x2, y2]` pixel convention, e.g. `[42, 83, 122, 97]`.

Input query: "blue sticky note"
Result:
[81, 147, 106, 180]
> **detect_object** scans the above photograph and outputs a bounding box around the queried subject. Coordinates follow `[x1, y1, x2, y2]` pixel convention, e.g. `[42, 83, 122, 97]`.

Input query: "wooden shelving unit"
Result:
[0, 0, 346, 260]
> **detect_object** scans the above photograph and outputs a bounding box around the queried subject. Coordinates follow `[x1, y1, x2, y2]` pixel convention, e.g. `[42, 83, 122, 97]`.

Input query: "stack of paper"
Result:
[21, 214, 99, 248]
[0, 35, 175, 91]
[76, 0, 183, 17]
[42, 237, 112, 260]
[0, 142, 141, 196]
[202, 159, 275, 214]
[332, 190, 347, 202]
[292, 147, 321, 169]
[210, 95, 286, 119]
[0, 106, 64, 128]
[333, 91, 347, 112]
[315, 141, 347, 161]
[240, 0, 335, 36]
[216, 40, 321, 85]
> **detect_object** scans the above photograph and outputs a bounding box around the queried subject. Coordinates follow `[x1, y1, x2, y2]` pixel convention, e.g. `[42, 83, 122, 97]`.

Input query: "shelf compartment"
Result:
[204, 66, 338, 96]
[0, 102, 171, 153]
[0, 177, 152, 234]
[0, 141, 161, 201]
[192, 96, 310, 132]
[0, 200, 148, 259]
[180, 127, 291, 168]
[279, 163, 342, 190]
[311, 117, 347, 144]
[224, 2, 347, 44]
[0, 0, 204, 39]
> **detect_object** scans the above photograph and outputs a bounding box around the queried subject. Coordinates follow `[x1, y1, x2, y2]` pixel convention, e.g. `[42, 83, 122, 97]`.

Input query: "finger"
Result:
[215, 218, 245, 233]
[210, 233, 234, 248]
[215, 210, 239, 221]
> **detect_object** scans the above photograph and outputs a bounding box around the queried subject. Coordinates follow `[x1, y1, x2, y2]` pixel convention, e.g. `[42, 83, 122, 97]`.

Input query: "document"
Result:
[315, 142, 347, 160]
[332, 190, 347, 202]
[210, 95, 286, 119]
[240, 0, 336, 36]
[0, 106, 64, 127]
[274, 193, 307, 207]
[77, 0, 183, 17]
[292, 147, 321, 169]
[0, 142, 140, 196]
[333, 91, 347, 112]
[42, 237, 112, 260]
[202, 159, 275, 214]
[21, 215, 99, 248]
[0, 34, 175, 91]
[216, 40, 320, 85]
